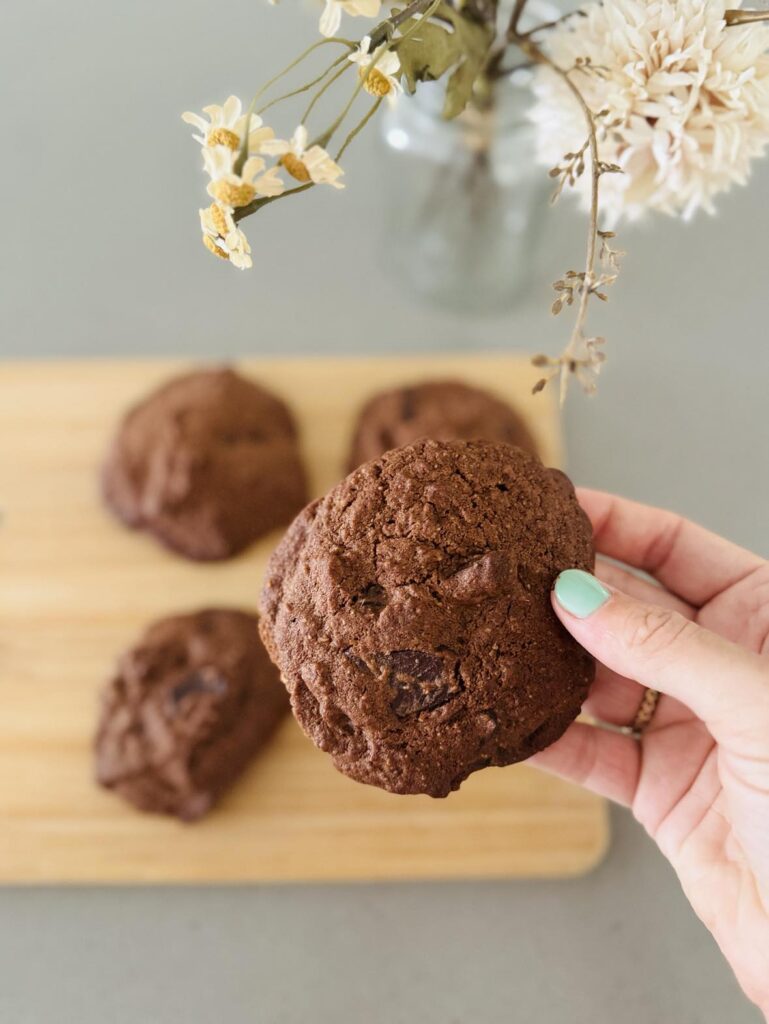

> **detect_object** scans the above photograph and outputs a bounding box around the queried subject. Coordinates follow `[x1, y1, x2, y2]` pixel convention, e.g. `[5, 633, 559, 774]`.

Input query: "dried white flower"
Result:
[204, 146, 285, 207]
[319, 0, 381, 39]
[261, 125, 345, 188]
[530, 0, 769, 221]
[199, 202, 253, 269]
[182, 95, 273, 154]
[348, 38, 402, 102]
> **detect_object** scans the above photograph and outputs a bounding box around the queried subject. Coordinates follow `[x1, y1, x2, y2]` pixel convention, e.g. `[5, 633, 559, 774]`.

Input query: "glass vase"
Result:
[378, 73, 548, 316]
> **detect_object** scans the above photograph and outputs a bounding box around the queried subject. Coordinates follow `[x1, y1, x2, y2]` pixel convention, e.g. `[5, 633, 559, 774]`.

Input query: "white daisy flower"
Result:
[348, 37, 402, 102]
[182, 95, 274, 154]
[261, 125, 345, 188]
[319, 0, 381, 39]
[199, 203, 253, 269]
[529, 0, 769, 222]
[203, 146, 285, 207]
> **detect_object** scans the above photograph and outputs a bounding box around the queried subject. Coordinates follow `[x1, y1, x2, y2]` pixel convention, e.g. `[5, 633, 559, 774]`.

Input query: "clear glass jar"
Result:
[378, 73, 548, 316]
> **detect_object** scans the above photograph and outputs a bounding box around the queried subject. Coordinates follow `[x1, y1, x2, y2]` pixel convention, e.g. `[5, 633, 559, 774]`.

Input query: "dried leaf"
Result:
[394, 4, 493, 119]
[395, 16, 457, 92]
[443, 52, 482, 120]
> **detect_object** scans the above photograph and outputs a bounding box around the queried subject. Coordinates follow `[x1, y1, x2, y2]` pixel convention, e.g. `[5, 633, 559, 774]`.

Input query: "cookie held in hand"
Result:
[102, 367, 307, 561]
[347, 379, 538, 471]
[260, 439, 594, 798]
[95, 609, 289, 820]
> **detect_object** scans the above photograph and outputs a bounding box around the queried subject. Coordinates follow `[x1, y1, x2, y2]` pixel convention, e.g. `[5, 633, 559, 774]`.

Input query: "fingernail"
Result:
[554, 569, 610, 619]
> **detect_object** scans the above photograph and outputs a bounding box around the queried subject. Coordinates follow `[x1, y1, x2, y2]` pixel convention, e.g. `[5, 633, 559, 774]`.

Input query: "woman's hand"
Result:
[530, 490, 769, 1018]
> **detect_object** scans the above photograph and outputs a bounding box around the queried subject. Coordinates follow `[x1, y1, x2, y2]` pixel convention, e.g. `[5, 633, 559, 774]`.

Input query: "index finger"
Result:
[577, 489, 764, 607]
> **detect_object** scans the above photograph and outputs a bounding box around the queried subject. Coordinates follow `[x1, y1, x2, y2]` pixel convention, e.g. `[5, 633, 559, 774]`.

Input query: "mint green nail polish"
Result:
[554, 569, 610, 619]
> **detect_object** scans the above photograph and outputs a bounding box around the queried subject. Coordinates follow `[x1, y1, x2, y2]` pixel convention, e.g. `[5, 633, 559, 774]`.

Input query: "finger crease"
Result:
[640, 513, 685, 578]
[642, 740, 716, 843]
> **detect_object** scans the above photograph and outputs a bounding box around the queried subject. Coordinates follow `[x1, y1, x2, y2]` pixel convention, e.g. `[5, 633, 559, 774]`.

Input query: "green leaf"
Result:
[394, 3, 493, 118]
[395, 16, 459, 92]
[443, 54, 480, 119]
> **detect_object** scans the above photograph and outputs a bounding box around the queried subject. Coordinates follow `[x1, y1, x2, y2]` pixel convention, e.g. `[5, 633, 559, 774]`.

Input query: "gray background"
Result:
[2, 1, 768, 1021]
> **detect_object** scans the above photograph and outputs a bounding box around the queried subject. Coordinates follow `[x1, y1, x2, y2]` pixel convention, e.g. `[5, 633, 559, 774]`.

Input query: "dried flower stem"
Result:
[233, 182, 314, 223]
[258, 54, 350, 116]
[300, 61, 351, 125]
[336, 98, 383, 160]
[725, 9, 769, 26]
[522, 9, 586, 38]
[251, 37, 354, 108]
[508, 0, 531, 35]
[551, 60, 599, 344]
[513, 30, 603, 401]
[313, 63, 370, 148]
[368, 0, 438, 49]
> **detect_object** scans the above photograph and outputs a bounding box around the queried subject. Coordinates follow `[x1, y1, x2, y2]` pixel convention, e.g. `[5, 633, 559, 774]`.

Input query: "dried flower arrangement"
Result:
[183, 1, 769, 400]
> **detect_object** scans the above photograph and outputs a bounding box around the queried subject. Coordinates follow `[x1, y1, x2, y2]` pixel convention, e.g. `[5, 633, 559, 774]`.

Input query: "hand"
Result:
[530, 490, 769, 1018]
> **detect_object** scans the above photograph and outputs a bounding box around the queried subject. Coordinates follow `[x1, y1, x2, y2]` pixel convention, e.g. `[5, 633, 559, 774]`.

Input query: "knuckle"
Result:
[627, 606, 695, 658]
[742, 565, 769, 656]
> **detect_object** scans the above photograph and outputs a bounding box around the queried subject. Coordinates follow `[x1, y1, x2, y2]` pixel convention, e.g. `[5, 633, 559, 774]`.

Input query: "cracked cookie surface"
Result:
[347, 379, 538, 471]
[102, 367, 307, 561]
[95, 609, 289, 820]
[260, 439, 595, 797]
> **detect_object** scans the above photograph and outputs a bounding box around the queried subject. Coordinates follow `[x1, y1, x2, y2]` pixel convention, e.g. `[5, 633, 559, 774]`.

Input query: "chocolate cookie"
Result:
[102, 367, 307, 560]
[347, 379, 538, 470]
[95, 609, 289, 820]
[260, 439, 594, 798]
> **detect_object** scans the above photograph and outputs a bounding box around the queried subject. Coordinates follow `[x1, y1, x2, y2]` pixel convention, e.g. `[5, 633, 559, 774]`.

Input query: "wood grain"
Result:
[0, 354, 608, 883]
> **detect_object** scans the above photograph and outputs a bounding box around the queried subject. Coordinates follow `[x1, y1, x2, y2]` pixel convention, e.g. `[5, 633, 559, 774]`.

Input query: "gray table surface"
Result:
[2, 2, 767, 1021]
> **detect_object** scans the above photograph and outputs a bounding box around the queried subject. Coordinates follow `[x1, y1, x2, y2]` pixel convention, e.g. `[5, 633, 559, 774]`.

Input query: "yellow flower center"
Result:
[360, 67, 392, 98]
[280, 153, 311, 183]
[208, 202, 229, 236]
[202, 234, 229, 260]
[206, 127, 240, 150]
[210, 179, 256, 208]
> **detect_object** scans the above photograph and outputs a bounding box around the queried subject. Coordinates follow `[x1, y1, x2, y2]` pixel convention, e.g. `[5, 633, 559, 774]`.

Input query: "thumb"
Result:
[552, 569, 769, 744]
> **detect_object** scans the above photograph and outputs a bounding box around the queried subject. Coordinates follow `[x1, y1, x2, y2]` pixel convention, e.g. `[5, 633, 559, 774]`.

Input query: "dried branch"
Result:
[507, 0, 532, 37]
[725, 9, 769, 26]
[368, 0, 437, 48]
[549, 138, 589, 202]
[522, 8, 587, 38]
[598, 230, 624, 274]
[511, 31, 609, 401]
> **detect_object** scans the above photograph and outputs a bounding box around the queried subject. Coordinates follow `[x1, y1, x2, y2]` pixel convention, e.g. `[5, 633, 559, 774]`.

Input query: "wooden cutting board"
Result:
[0, 354, 608, 883]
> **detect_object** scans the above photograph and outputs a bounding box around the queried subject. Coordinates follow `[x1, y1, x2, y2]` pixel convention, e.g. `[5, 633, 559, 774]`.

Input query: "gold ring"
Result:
[628, 688, 661, 738]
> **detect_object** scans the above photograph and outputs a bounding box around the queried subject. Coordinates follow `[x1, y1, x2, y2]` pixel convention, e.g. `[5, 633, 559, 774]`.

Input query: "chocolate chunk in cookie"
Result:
[95, 609, 289, 820]
[260, 439, 594, 798]
[102, 367, 307, 560]
[347, 379, 538, 471]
